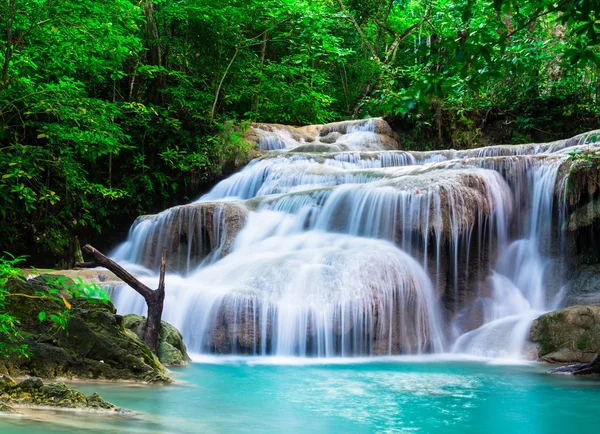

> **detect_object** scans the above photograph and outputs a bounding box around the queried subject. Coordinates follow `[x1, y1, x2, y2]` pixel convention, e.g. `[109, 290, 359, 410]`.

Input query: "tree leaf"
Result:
[62, 297, 72, 310]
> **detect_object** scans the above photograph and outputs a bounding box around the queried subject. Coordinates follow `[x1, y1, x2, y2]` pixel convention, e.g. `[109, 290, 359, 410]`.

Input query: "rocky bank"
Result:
[0, 375, 123, 414]
[0, 276, 183, 383]
[123, 314, 190, 366]
[530, 305, 600, 364]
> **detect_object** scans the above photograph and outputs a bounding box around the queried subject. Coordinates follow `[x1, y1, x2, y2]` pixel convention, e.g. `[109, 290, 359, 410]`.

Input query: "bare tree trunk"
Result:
[142, 0, 163, 105]
[336, 0, 378, 58]
[210, 48, 239, 120]
[1, 0, 16, 88]
[76, 245, 166, 355]
[252, 30, 268, 117]
[144, 247, 165, 353]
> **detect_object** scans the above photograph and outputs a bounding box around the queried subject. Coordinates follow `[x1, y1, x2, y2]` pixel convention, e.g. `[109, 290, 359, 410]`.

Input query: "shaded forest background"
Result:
[2, 0, 600, 265]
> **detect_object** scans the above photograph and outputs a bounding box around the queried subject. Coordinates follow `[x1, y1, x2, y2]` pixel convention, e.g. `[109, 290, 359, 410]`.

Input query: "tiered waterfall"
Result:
[110, 118, 599, 359]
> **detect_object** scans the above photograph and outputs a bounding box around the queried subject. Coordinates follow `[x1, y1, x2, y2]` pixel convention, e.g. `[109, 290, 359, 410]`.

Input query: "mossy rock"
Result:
[0, 278, 170, 383]
[0, 403, 19, 414]
[123, 314, 191, 366]
[291, 143, 342, 153]
[530, 305, 600, 363]
[0, 374, 122, 412]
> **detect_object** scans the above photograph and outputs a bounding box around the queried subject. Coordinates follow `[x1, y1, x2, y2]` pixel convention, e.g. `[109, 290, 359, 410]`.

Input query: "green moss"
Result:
[577, 340, 589, 350]
[547, 312, 567, 323]
[541, 342, 557, 355]
[2, 278, 170, 383]
[0, 375, 120, 412]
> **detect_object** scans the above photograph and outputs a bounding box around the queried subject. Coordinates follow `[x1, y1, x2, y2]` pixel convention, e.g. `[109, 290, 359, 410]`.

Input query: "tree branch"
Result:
[336, 0, 378, 59]
[76, 245, 154, 301]
[76, 244, 167, 355]
[210, 47, 239, 120]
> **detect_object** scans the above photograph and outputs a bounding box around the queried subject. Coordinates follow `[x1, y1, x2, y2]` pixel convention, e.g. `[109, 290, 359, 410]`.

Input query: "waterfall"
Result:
[451, 164, 561, 358]
[109, 120, 600, 359]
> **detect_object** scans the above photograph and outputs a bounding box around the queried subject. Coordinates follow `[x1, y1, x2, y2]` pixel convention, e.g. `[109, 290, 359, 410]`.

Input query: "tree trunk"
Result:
[1, 0, 16, 88]
[143, 247, 165, 354]
[76, 244, 166, 355]
[142, 0, 163, 105]
[210, 47, 239, 120]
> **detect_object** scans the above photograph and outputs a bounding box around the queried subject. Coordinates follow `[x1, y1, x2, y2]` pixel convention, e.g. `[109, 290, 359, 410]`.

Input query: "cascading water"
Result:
[451, 164, 562, 358]
[109, 120, 600, 359]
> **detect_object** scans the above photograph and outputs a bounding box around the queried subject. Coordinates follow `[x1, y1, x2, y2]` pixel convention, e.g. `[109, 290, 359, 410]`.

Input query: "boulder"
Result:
[0, 277, 170, 383]
[0, 374, 123, 413]
[248, 118, 401, 152]
[126, 202, 248, 274]
[123, 314, 190, 366]
[563, 195, 600, 232]
[292, 143, 342, 153]
[563, 262, 600, 306]
[319, 132, 341, 144]
[530, 305, 600, 363]
[0, 403, 19, 414]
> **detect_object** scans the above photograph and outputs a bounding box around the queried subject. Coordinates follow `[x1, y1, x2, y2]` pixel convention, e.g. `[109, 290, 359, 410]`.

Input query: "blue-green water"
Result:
[1, 357, 599, 434]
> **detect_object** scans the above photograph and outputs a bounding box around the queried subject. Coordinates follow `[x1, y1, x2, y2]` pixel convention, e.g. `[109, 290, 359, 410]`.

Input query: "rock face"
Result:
[562, 263, 600, 306]
[0, 375, 122, 413]
[565, 197, 600, 231]
[120, 201, 248, 274]
[530, 305, 600, 363]
[123, 314, 190, 366]
[247, 118, 401, 152]
[0, 277, 170, 383]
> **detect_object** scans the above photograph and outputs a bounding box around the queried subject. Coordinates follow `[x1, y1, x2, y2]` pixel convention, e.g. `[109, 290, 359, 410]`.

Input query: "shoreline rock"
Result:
[0, 276, 171, 384]
[530, 305, 600, 367]
[0, 375, 128, 414]
[123, 314, 191, 366]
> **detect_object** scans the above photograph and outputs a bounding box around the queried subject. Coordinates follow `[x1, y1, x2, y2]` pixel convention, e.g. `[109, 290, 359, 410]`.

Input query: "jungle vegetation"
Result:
[1, 0, 600, 265]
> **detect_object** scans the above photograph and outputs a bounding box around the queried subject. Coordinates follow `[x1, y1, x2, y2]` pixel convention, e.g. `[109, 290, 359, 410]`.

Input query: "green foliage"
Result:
[0, 252, 111, 358]
[2, 0, 600, 262]
[0, 254, 28, 358]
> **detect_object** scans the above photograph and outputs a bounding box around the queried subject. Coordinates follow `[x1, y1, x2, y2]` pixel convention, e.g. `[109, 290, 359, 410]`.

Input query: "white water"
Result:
[110, 122, 600, 359]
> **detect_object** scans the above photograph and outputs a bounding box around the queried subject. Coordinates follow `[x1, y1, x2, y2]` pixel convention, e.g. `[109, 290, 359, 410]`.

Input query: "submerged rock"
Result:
[123, 314, 190, 366]
[0, 277, 170, 383]
[292, 143, 343, 153]
[530, 305, 600, 363]
[0, 374, 123, 413]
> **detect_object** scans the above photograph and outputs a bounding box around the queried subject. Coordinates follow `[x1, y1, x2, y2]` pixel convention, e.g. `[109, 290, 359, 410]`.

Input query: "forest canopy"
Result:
[1, 0, 600, 263]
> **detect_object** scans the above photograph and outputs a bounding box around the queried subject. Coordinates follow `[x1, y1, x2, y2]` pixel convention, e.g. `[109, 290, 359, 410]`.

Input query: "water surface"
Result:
[1, 358, 599, 433]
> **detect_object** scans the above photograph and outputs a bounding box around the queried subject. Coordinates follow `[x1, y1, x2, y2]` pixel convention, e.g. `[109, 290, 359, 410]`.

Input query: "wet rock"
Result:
[565, 197, 600, 231]
[0, 374, 122, 412]
[130, 201, 248, 273]
[0, 403, 19, 414]
[0, 278, 170, 383]
[248, 118, 400, 152]
[563, 263, 600, 306]
[123, 314, 190, 366]
[319, 132, 341, 144]
[292, 143, 342, 153]
[530, 305, 600, 363]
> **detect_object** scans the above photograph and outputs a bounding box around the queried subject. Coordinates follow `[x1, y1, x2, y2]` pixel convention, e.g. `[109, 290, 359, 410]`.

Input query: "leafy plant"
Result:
[0, 253, 111, 358]
[2, 0, 600, 263]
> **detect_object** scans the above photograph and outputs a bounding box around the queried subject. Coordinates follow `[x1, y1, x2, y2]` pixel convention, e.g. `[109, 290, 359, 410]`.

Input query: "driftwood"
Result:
[76, 244, 166, 355]
[548, 354, 600, 375]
